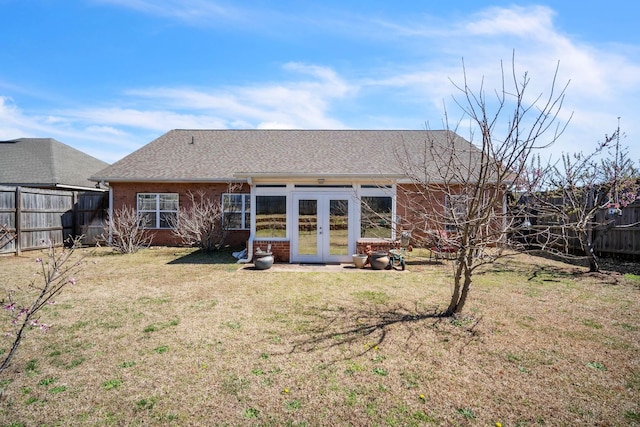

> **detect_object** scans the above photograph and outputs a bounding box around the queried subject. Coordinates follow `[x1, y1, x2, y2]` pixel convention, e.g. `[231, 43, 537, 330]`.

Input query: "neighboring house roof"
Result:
[93, 129, 481, 183]
[0, 138, 110, 190]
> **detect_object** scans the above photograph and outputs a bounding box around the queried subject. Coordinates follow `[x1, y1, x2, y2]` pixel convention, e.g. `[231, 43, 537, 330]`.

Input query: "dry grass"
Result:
[0, 247, 639, 426]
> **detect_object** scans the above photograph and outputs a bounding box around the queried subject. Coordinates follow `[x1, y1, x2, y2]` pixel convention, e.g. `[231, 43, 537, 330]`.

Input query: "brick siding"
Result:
[253, 239, 290, 263]
[110, 182, 250, 248]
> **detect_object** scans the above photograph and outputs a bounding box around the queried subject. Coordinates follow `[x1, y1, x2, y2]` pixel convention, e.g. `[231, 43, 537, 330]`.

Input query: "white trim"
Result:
[291, 191, 357, 263]
[108, 187, 114, 245]
[136, 192, 179, 229]
[222, 193, 250, 230]
[244, 180, 398, 263]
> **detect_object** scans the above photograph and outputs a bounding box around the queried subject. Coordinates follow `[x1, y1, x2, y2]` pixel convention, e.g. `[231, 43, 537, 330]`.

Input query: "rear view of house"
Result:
[92, 129, 480, 263]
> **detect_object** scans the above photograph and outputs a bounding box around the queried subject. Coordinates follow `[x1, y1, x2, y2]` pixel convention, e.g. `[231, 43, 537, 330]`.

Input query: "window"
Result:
[445, 194, 468, 231]
[137, 193, 178, 229]
[222, 193, 250, 230]
[256, 195, 287, 238]
[360, 196, 393, 239]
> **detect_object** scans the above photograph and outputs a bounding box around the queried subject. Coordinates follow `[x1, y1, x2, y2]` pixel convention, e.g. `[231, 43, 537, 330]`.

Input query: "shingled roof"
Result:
[92, 129, 480, 183]
[0, 138, 110, 190]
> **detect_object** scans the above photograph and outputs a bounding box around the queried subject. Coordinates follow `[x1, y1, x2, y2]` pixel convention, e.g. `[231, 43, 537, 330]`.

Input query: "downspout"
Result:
[108, 185, 113, 245]
[237, 236, 254, 264]
[237, 176, 254, 264]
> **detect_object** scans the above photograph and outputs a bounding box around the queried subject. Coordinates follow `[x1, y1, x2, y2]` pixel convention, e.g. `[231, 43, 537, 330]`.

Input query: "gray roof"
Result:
[0, 138, 110, 190]
[92, 129, 480, 182]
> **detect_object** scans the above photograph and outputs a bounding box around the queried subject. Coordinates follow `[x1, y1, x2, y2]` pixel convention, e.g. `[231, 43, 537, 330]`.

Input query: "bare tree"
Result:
[523, 120, 639, 272]
[102, 205, 154, 254]
[1, 237, 84, 377]
[396, 55, 569, 316]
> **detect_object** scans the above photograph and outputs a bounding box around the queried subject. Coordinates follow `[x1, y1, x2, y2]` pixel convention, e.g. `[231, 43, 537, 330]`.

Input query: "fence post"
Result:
[15, 186, 21, 256]
[72, 191, 79, 238]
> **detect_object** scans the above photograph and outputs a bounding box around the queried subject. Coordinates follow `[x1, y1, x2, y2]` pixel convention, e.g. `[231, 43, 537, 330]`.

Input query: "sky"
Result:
[1, 0, 638, 165]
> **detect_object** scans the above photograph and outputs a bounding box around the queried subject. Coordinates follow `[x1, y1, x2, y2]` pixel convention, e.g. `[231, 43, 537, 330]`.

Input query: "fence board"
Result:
[0, 186, 107, 254]
[592, 205, 640, 257]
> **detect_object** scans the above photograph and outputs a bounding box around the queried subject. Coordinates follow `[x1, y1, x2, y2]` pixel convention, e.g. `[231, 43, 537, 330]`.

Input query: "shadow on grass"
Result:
[167, 248, 238, 265]
[286, 302, 482, 363]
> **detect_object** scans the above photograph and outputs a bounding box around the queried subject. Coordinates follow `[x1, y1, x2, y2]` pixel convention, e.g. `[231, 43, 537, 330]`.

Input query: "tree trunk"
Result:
[587, 241, 600, 273]
[444, 261, 471, 316]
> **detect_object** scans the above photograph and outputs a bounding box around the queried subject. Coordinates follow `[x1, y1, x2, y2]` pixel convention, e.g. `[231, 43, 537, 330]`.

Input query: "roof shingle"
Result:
[0, 138, 110, 189]
[92, 129, 480, 182]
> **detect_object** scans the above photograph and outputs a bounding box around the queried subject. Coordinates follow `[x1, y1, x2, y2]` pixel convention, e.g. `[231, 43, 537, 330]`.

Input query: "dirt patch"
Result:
[599, 257, 640, 275]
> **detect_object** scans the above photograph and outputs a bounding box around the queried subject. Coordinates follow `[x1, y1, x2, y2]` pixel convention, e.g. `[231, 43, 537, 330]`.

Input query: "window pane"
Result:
[446, 195, 467, 231]
[159, 194, 178, 211]
[224, 194, 242, 212]
[224, 212, 243, 229]
[297, 199, 317, 255]
[256, 195, 286, 238]
[159, 212, 176, 229]
[223, 194, 250, 230]
[138, 212, 155, 228]
[329, 199, 349, 255]
[361, 196, 392, 239]
[138, 194, 157, 211]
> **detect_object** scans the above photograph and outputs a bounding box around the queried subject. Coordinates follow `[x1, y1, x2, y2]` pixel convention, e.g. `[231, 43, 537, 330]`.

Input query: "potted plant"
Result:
[369, 251, 389, 270]
[254, 248, 274, 270]
[352, 253, 368, 268]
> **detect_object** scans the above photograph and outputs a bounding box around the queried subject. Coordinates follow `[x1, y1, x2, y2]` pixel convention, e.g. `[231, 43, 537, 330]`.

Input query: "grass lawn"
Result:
[0, 246, 639, 426]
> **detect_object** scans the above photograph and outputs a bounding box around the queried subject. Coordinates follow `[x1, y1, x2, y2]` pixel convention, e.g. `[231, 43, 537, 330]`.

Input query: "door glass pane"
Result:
[329, 199, 349, 255]
[298, 199, 317, 256]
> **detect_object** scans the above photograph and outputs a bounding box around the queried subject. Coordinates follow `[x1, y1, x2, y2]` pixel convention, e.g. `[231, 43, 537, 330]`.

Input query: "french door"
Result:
[292, 193, 354, 263]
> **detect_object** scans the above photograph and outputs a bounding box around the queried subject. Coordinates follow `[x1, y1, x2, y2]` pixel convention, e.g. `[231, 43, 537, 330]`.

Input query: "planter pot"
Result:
[369, 251, 389, 270]
[254, 252, 274, 270]
[352, 254, 368, 269]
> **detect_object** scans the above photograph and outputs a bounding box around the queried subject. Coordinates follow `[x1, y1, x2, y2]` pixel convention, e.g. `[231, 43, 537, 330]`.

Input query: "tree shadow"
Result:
[284, 302, 482, 364]
[167, 248, 238, 265]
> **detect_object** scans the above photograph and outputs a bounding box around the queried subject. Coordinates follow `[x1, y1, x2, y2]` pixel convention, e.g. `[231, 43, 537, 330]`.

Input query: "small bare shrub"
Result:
[169, 191, 228, 251]
[102, 205, 154, 254]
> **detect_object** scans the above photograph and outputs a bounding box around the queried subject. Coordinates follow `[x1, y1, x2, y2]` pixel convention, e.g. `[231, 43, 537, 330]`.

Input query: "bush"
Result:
[169, 191, 227, 251]
[101, 206, 154, 254]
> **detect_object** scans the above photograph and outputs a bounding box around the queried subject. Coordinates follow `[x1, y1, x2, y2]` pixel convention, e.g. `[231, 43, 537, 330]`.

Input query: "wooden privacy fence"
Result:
[591, 204, 640, 257]
[524, 203, 640, 259]
[0, 185, 108, 255]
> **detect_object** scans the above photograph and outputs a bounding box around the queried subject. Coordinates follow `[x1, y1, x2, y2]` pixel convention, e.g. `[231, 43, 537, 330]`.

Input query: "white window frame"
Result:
[358, 185, 396, 239]
[222, 193, 251, 230]
[136, 193, 179, 229]
[445, 194, 468, 231]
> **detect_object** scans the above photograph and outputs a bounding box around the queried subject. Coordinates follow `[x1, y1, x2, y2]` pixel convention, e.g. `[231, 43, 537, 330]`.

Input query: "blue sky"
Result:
[1, 1, 638, 164]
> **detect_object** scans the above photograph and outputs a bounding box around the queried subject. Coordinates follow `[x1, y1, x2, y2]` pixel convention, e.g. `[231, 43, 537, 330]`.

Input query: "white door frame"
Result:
[291, 192, 355, 263]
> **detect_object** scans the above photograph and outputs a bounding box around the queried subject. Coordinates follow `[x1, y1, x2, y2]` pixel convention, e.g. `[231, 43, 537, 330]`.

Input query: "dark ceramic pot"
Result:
[254, 252, 274, 270]
[369, 251, 389, 270]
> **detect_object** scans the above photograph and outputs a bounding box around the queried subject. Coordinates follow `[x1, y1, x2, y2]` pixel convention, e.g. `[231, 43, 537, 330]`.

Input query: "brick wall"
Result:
[356, 239, 397, 255]
[253, 239, 290, 262]
[110, 182, 250, 248]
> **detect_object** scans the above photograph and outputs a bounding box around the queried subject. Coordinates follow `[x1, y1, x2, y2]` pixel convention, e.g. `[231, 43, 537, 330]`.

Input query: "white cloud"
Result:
[2, 4, 639, 163]
[85, 125, 126, 136]
[92, 0, 240, 25]
[464, 5, 556, 40]
[122, 63, 352, 129]
[351, 5, 640, 161]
